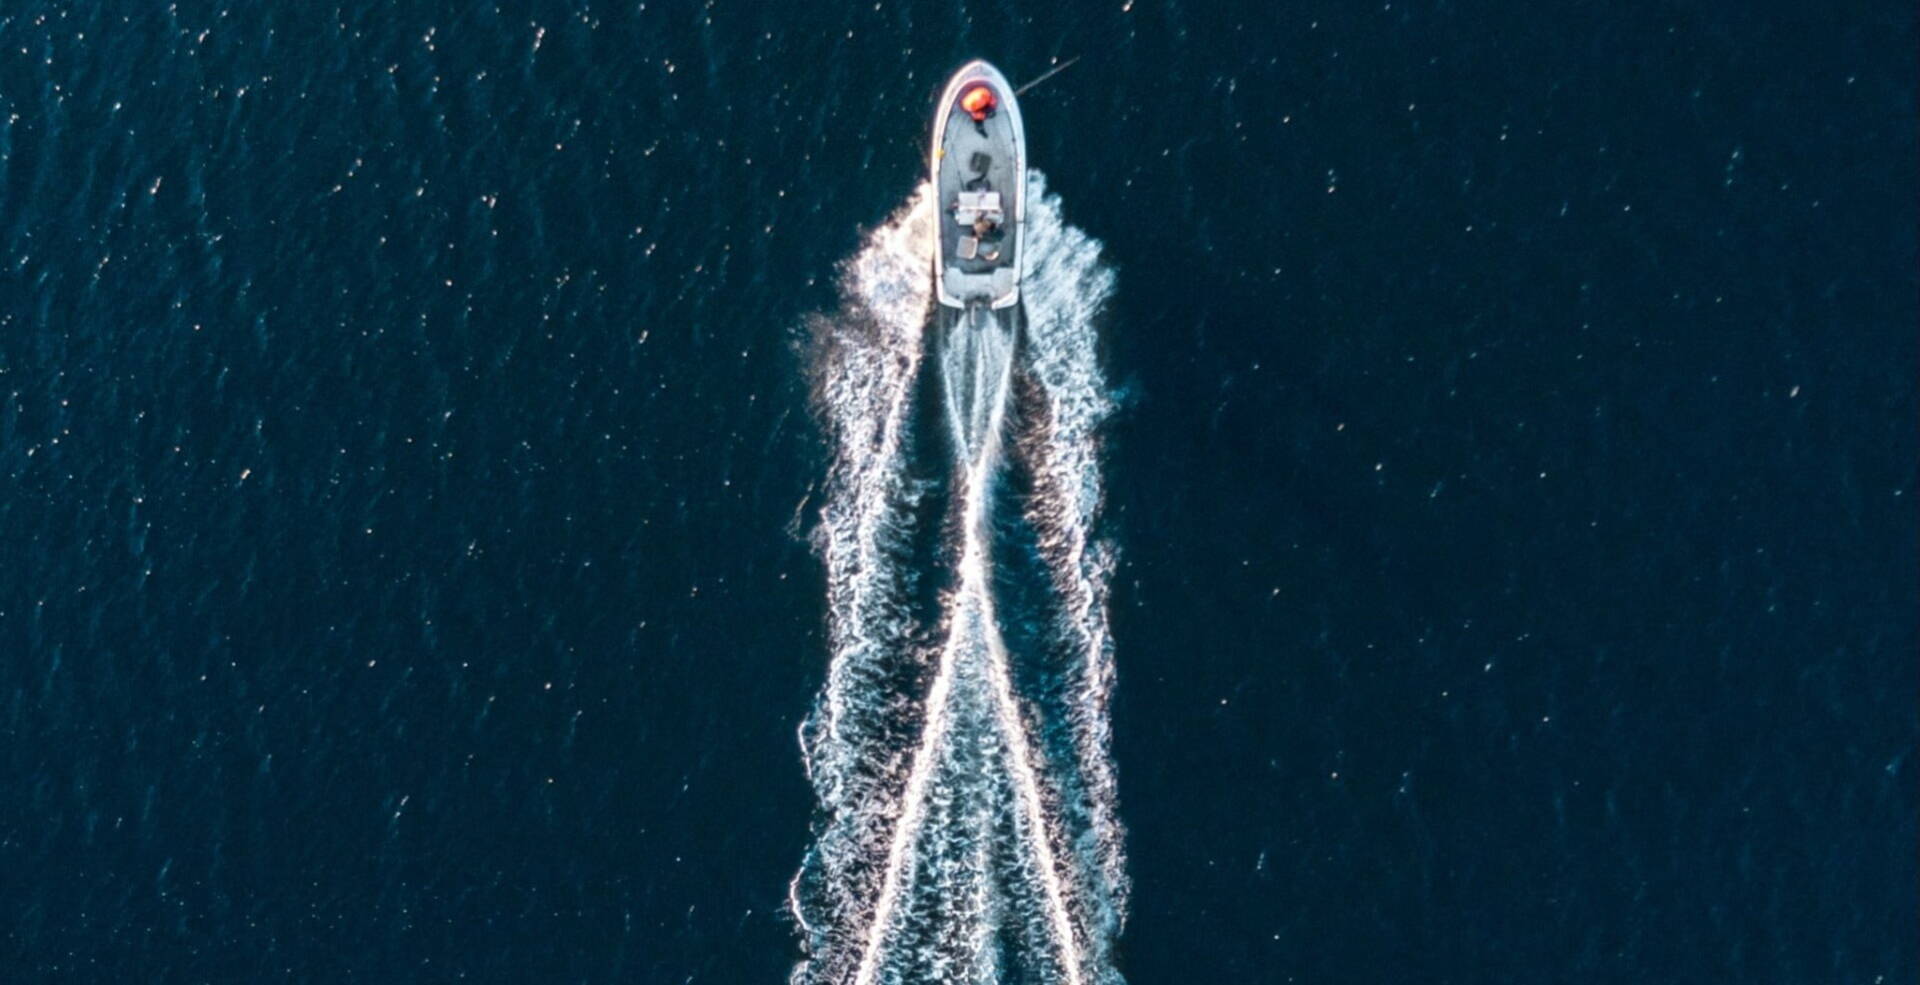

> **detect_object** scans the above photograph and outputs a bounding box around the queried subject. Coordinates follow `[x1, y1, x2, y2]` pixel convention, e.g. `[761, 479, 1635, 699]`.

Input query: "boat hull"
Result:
[930, 61, 1026, 311]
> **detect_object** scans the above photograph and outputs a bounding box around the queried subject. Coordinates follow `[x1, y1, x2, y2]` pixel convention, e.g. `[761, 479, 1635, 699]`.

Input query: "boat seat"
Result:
[978, 240, 1000, 261]
[952, 190, 1004, 227]
[956, 235, 979, 260]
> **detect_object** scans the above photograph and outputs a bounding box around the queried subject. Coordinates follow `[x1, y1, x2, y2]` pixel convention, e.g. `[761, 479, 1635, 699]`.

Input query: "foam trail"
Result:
[942, 305, 1017, 464]
[1016, 175, 1128, 946]
[794, 187, 936, 973]
[795, 172, 1122, 985]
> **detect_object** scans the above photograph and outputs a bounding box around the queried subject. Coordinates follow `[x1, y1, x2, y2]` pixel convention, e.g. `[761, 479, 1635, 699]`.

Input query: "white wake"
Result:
[794, 173, 1122, 985]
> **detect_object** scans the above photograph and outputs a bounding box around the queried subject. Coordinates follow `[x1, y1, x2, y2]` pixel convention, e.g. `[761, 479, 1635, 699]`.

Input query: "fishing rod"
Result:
[1013, 55, 1081, 97]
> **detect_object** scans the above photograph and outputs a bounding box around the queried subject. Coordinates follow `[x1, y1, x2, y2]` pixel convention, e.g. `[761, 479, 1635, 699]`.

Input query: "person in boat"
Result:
[970, 213, 1003, 261]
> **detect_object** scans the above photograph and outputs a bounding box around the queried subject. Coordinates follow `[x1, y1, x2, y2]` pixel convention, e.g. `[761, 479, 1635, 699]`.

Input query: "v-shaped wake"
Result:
[794, 173, 1124, 985]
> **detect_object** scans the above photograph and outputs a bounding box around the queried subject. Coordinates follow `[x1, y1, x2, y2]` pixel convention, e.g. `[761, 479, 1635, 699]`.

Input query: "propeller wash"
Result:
[792, 172, 1125, 984]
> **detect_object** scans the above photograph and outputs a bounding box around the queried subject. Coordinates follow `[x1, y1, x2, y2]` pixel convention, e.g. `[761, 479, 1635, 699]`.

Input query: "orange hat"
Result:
[960, 85, 995, 121]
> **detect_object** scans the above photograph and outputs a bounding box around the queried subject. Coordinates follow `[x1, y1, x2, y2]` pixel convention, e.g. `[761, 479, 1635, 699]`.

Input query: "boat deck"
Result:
[934, 70, 1022, 308]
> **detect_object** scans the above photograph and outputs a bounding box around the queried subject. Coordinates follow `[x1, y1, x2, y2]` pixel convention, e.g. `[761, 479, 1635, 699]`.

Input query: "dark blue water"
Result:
[3, 1, 1913, 982]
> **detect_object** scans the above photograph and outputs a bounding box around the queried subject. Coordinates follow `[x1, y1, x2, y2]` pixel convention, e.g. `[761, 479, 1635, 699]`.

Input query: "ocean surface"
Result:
[3, 1, 1915, 982]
